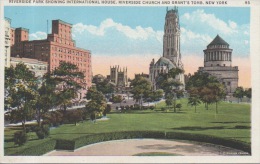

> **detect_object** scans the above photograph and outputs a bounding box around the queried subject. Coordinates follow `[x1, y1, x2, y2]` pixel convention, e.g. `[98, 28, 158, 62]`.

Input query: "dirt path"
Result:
[44, 139, 248, 156]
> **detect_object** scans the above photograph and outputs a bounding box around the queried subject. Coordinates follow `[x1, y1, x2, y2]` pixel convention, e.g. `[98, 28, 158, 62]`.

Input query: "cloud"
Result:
[29, 31, 47, 40]
[180, 9, 249, 57]
[73, 18, 163, 41]
[181, 9, 238, 35]
[72, 19, 163, 55]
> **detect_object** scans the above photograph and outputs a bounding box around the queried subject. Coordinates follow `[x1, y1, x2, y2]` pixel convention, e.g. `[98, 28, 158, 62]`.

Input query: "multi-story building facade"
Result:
[10, 57, 48, 78]
[199, 35, 239, 94]
[4, 17, 11, 67]
[10, 19, 92, 99]
[149, 7, 185, 90]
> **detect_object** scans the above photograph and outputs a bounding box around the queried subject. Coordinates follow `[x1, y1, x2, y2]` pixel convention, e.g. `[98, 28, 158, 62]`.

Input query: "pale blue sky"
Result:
[5, 6, 250, 57]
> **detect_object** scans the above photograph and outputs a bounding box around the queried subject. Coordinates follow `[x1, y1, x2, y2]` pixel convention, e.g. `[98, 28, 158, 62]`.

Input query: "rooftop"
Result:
[208, 35, 229, 46]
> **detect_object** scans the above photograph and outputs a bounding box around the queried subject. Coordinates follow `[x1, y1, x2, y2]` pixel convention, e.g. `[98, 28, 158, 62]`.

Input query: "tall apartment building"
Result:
[4, 17, 11, 67]
[10, 19, 92, 99]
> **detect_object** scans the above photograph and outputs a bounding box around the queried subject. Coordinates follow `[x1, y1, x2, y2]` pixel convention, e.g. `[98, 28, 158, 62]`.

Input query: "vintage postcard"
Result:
[0, 0, 260, 163]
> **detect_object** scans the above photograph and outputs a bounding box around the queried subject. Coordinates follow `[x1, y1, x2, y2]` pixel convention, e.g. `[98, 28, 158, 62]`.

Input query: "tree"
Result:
[233, 87, 244, 103]
[186, 71, 225, 111]
[188, 87, 201, 113]
[111, 95, 123, 104]
[85, 87, 107, 120]
[207, 82, 226, 114]
[52, 61, 85, 111]
[130, 76, 152, 107]
[155, 68, 184, 113]
[244, 88, 251, 102]
[165, 93, 174, 108]
[95, 79, 114, 95]
[35, 73, 59, 126]
[5, 63, 38, 131]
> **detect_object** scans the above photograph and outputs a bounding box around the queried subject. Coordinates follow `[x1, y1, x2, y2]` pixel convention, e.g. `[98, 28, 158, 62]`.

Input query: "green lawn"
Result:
[4, 99, 251, 155]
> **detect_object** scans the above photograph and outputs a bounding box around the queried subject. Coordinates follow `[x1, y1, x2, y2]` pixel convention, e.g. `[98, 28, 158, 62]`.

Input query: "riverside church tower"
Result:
[149, 7, 185, 90]
[163, 7, 183, 69]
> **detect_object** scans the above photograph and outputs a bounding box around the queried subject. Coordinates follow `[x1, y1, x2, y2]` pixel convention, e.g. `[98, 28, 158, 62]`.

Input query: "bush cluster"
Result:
[35, 124, 50, 139]
[14, 131, 27, 146]
[42, 111, 63, 127]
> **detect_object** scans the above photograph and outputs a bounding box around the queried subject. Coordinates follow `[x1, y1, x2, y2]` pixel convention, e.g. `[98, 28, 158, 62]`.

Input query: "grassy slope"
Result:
[4, 99, 251, 155]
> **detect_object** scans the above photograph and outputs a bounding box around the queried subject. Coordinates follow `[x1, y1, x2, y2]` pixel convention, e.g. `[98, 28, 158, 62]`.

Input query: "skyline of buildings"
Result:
[4, 7, 251, 88]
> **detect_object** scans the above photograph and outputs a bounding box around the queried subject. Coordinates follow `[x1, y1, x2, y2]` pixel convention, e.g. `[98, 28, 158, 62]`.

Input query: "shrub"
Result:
[116, 106, 119, 110]
[14, 131, 27, 146]
[42, 110, 63, 127]
[130, 105, 134, 110]
[36, 129, 45, 139]
[125, 105, 130, 110]
[134, 104, 140, 110]
[25, 127, 31, 133]
[35, 125, 50, 139]
[176, 103, 182, 111]
[161, 107, 165, 111]
[149, 106, 155, 110]
[103, 104, 112, 116]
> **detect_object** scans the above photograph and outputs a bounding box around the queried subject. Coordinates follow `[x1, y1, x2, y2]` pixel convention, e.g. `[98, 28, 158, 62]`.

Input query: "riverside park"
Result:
[4, 98, 251, 156]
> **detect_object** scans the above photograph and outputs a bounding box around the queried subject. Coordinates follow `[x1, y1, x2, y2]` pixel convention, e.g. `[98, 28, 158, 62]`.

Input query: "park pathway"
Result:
[44, 139, 248, 156]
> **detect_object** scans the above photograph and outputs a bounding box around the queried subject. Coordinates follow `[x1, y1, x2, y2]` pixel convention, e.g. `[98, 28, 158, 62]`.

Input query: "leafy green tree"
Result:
[85, 87, 107, 119]
[186, 71, 225, 111]
[165, 93, 174, 108]
[233, 87, 245, 103]
[111, 95, 123, 104]
[188, 87, 201, 113]
[207, 82, 226, 114]
[5, 63, 38, 131]
[155, 68, 184, 112]
[52, 61, 85, 111]
[35, 73, 59, 126]
[95, 79, 114, 95]
[130, 76, 152, 106]
[244, 88, 252, 102]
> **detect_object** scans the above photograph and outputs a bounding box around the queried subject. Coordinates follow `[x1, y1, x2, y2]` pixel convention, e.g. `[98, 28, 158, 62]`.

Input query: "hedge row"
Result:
[165, 132, 251, 154]
[18, 139, 56, 156]
[55, 131, 165, 150]
[9, 131, 251, 155]
[55, 131, 250, 154]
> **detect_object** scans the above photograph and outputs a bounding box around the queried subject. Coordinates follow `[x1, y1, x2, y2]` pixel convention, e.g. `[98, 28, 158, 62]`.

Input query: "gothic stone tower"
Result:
[199, 35, 239, 94]
[163, 7, 183, 69]
[149, 7, 185, 90]
[110, 65, 128, 87]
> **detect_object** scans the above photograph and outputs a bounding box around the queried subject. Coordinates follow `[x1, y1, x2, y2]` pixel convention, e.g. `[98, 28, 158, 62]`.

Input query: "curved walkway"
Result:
[45, 139, 249, 156]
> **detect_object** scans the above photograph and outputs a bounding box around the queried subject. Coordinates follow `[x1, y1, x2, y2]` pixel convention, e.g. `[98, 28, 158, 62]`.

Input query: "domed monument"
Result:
[198, 35, 239, 94]
[149, 7, 185, 90]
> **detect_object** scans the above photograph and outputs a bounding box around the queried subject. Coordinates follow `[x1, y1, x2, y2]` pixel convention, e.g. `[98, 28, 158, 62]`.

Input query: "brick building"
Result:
[10, 57, 48, 78]
[10, 19, 92, 99]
